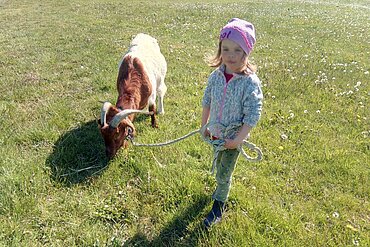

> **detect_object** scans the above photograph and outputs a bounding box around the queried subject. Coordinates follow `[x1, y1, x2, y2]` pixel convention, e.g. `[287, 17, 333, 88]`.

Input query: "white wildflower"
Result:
[353, 239, 359, 246]
[362, 131, 369, 138]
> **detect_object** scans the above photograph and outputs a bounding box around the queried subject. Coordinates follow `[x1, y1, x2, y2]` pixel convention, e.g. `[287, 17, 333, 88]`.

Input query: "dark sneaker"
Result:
[204, 200, 225, 228]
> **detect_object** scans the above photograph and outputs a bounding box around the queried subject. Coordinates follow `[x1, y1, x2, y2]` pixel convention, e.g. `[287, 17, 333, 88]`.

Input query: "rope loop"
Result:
[238, 140, 263, 162]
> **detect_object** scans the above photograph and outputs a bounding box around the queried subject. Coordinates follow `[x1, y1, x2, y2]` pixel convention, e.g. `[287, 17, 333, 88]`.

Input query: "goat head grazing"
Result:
[98, 33, 167, 158]
[98, 101, 153, 158]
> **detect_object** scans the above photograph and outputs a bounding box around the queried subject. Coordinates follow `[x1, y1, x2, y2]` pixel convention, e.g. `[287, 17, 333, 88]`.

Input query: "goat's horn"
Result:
[100, 101, 113, 126]
[110, 109, 153, 128]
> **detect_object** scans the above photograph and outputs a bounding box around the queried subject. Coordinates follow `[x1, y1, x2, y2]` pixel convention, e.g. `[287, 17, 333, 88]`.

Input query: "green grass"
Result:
[0, 0, 369, 246]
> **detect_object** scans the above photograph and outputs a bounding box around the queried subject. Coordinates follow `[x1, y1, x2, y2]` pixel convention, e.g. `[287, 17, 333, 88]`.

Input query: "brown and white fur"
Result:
[98, 33, 167, 159]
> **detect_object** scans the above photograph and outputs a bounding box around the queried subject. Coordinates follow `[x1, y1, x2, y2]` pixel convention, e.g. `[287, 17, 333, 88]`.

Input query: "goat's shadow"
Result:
[124, 194, 211, 247]
[45, 120, 108, 185]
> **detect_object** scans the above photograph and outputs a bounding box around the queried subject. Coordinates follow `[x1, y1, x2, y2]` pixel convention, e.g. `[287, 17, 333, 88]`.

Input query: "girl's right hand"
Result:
[201, 127, 211, 139]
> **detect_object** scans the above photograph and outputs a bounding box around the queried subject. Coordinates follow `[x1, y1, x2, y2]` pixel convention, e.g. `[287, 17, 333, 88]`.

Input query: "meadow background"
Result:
[0, 0, 369, 246]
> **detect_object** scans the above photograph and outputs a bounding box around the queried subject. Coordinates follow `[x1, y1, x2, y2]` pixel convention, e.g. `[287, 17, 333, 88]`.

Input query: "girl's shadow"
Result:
[45, 120, 108, 185]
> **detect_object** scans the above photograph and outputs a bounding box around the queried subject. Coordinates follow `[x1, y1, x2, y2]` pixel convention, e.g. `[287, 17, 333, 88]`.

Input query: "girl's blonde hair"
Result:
[208, 41, 256, 75]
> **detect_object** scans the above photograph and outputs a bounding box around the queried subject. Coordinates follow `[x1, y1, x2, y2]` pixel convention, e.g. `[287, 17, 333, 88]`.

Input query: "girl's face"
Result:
[220, 39, 247, 74]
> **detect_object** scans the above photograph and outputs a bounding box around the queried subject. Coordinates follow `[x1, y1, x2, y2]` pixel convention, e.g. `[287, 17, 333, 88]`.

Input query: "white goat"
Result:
[118, 33, 167, 114]
[99, 33, 167, 158]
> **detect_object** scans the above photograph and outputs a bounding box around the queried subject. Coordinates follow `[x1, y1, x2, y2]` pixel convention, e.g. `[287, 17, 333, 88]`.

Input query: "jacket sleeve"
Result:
[242, 76, 263, 127]
[202, 74, 213, 107]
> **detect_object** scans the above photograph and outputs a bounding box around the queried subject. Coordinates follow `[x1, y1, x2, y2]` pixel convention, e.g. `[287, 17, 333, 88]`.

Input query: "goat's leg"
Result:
[149, 105, 158, 128]
[156, 79, 167, 115]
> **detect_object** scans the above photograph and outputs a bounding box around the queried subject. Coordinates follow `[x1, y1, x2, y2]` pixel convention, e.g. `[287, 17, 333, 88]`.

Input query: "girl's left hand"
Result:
[224, 124, 252, 149]
[224, 139, 240, 149]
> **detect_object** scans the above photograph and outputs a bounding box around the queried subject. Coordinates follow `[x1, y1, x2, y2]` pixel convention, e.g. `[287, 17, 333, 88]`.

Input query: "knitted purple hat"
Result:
[219, 18, 256, 56]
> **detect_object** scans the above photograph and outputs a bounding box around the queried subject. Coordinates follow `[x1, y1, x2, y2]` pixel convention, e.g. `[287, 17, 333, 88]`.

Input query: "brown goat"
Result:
[98, 33, 167, 159]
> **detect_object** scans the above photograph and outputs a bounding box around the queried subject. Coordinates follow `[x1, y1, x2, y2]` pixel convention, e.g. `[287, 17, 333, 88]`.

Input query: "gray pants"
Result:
[212, 148, 240, 202]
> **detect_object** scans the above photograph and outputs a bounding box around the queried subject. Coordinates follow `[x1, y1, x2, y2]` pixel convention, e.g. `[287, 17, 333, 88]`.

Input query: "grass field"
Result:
[0, 0, 369, 246]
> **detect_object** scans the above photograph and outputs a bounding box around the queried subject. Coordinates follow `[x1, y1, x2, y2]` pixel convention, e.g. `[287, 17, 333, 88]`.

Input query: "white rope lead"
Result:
[129, 129, 200, 147]
[129, 124, 263, 162]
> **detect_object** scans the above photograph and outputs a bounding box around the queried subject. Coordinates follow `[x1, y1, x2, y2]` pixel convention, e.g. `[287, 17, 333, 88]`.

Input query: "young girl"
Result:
[201, 18, 263, 227]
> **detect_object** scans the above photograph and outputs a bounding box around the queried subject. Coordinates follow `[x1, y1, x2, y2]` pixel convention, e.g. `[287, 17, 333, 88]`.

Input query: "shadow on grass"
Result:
[124, 194, 211, 247]
[45, 120, 109, 185]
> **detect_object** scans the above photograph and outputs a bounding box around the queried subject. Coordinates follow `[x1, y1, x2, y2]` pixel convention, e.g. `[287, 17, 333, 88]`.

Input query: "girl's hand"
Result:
[224, 124, 252, 149]
[201, 127, 211, 139]
[224, 139, 241, 149]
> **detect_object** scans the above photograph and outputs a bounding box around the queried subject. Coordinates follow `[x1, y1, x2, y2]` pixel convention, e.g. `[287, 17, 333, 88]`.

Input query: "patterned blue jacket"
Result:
[202, 64, 263, 138]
